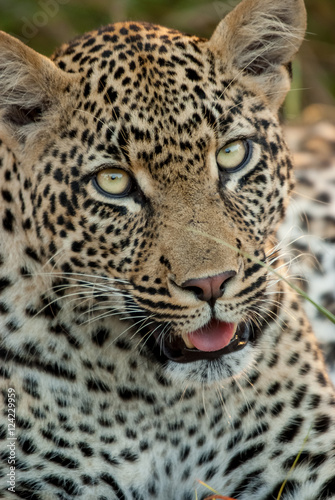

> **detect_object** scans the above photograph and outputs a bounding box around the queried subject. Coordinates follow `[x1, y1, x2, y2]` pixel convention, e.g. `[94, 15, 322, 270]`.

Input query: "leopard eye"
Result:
[94, 168, 132, 197]
[216, 139, 251, 172]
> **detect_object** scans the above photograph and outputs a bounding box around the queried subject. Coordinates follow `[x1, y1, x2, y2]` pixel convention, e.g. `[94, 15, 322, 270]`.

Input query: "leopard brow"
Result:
[216, 121, 258, 143]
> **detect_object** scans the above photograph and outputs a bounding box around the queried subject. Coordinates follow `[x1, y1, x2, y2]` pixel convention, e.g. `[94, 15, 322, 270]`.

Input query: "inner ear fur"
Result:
[0, 31, 69, 140]
[208, 0, 307, 109]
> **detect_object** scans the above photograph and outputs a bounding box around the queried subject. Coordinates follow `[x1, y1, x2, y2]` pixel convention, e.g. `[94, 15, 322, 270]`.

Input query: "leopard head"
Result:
[0, 0, 306, 384]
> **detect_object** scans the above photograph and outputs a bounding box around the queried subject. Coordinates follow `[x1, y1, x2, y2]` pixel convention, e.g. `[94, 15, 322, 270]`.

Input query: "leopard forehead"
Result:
[31, 21, 290, 223]
[49, 21, 282, 180]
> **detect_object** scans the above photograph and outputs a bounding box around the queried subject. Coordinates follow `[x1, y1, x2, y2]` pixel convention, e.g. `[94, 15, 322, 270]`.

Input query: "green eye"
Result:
[94, 168, 132, 197]
[216, 139, 251, 172]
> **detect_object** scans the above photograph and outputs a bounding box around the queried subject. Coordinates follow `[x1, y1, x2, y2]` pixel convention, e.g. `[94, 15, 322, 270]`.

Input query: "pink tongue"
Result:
[188, 320, 236, 352]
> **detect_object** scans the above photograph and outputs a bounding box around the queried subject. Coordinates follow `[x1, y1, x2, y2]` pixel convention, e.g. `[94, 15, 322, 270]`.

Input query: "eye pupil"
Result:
[111, 173, 121, 180]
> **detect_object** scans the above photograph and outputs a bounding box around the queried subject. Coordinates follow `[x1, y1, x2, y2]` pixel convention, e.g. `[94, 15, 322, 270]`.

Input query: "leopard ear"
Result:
[208, 0, 307, 109]
[0, 32, 68, 142]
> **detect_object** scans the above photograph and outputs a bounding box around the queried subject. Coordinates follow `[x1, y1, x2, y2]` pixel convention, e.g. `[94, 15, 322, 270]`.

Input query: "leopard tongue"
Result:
[186, 320, 236, 352]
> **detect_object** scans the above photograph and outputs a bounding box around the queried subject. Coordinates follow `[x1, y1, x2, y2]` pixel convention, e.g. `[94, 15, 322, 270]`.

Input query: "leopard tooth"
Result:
[182, 333, 195, 349]
[229, 323, 238, 342]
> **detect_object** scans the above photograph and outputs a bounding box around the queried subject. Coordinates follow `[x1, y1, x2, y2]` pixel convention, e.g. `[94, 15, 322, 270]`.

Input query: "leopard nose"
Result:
[180, 271, 236, 302]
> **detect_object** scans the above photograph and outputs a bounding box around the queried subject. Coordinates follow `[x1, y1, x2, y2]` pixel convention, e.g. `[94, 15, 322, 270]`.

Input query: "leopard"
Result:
[279, 120, 335, 385]
[0, 0, 335, 499]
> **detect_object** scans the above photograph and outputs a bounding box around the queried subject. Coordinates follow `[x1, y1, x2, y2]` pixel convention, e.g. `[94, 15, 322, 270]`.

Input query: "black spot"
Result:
[1, 189, 13, 202]
[288, 352, 300, 365]
[100, 473, 126, 500]
[78, 423, 95, 435]
[53, 168, 63, 183]
[148, 481, 157, 496]
[197, 449, 218, 466]
[245, 421, 269, 440]
[204, 465, 218, 482]
[185, 68, 201, 81]
[244, 262, 262, 278]
[226, 431, 244, 451]
[202, 106, 216, 128]
[224, 443, 265, 475]
[276, 416, 303, 443]
[115, 339, 132, 351]
[86, 377, 111, 393]
[120, 448, 138, 462]
[267, 353, 278, 368]
[13, 481, 42, 500]
[229, 469, 263, 497]
[264, 480, 300, 500]
[267, 382, 281, 396]
[15, 416, 32, 430]
[25, 247, 40, 262]
[0, 302, 9, 314]
[319, 476, 335, 497]
[91, 328, 110, 346]
[317, 371, 328, 387]
[282, 451, 327, 472]
[291, 385, 307, 408]
[299, 362, 311, 375]
[313, 414, 331, 434]
[315, 191, 331, 204]
[117, 386, 156, 405]
[0, 365, 10, 378]
[114, 67, 125, 79]
[0, 277, 11, 293]
[44, 475, 80, 495]
[42, 361, 75, 380]
[6, 319, 20, 332]
[44, 451, 79, 469]
[269, 141, 279, 156]
[71, 241, 84, 253]
[22, 376, 40, 399]
[18, 436, 37, 454]
[3, 208, 15, 232]
[194, 85, 206, 99]
[83, 82, 91, 98]
[105, 87, 118, 104]
[77, 441, 94, 457]
[308, 394, 321, 409]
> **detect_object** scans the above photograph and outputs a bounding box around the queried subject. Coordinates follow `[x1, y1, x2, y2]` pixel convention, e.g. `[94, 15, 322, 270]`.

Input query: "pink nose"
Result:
[180, 271, 236, 303]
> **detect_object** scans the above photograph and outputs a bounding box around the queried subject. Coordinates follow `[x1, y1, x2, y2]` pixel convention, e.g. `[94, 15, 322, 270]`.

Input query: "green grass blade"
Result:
[276, 427, 311, 499]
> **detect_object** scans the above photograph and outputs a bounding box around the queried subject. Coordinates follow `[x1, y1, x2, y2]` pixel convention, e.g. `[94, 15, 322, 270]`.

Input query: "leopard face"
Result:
[0, 1, 306, 384]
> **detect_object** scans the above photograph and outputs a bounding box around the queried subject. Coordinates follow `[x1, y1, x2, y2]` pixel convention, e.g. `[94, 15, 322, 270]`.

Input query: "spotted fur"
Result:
[0, 0, 335, 499]
[279, 121, 335, 384]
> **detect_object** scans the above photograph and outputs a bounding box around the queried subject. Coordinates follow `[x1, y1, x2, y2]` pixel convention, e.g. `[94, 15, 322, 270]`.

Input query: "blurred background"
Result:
[0, 0, 334, 122]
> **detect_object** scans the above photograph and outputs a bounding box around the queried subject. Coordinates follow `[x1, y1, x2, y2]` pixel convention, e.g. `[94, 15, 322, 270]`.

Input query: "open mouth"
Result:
[151, 319, 251, 364]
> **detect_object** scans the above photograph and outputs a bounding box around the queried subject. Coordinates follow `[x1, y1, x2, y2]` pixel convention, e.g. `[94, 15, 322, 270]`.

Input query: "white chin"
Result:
[164, 344, 257, 386]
